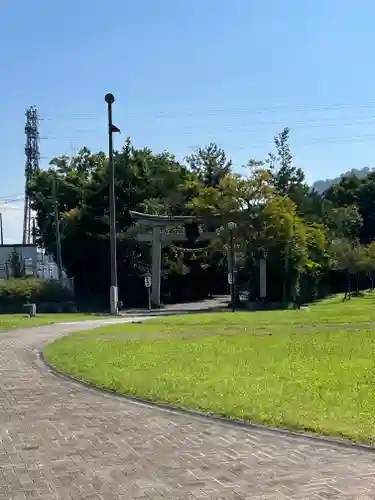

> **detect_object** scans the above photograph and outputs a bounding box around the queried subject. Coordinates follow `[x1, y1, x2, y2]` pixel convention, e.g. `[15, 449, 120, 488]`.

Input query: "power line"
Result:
[29, 101, 375, 183]
[0, 193, 24, 202]
[40, 100, 375, 121]
[40, 111, 375, 146]
[47, 131, 375, 146]
[35, 127, 375, 154]
[42, 114, 375, 129]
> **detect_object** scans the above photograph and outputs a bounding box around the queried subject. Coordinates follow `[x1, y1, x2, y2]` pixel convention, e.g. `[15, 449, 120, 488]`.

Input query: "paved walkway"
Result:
[1, 320, 375, 499]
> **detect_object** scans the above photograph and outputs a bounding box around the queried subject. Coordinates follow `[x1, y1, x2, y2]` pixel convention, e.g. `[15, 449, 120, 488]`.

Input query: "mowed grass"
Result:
[45, 293, 375, 444]
[0, 313, 104, 331]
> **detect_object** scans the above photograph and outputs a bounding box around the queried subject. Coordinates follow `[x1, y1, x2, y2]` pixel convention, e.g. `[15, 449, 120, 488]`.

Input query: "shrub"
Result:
[0, 278, 74, 312]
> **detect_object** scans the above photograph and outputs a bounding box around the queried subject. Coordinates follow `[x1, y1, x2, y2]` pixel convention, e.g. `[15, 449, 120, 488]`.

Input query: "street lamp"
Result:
[105, 93, 118, 315]
[228, 221, 237, 312]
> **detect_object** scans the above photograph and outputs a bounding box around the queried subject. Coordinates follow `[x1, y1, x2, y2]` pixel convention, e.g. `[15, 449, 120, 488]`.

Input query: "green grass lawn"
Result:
[45, 292, 375, 444]
[0, 312, 105, 331]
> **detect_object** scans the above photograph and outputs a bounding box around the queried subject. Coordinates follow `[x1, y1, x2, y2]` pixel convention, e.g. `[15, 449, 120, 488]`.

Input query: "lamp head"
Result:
[105, 93, 115, 104]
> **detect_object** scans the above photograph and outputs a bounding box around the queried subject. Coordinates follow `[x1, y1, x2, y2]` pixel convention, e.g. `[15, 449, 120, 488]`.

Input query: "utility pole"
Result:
[0, 213, 4, 245]
[52, 178, 63, 283]
[105, 93, 120, 315]
[228, 222, 237, 312]
[32, 218, 36, 245]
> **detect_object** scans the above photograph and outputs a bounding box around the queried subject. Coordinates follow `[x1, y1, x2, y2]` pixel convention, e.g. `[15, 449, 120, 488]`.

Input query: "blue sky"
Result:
[1, 0, 375, 242]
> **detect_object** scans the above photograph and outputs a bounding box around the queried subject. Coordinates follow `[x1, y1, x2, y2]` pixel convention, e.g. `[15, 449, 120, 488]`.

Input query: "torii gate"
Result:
[128, 211, 267, 308]
[128, 211, 218, 307]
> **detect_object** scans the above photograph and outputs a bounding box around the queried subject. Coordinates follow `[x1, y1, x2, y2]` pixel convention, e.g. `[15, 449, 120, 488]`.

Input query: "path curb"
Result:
[121, 308, 230, 318]
[39, 349, 375, 455]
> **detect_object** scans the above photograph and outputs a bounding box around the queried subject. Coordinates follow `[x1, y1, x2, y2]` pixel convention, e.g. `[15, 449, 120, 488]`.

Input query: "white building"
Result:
[0, 244, 73, 291]
[0, 244, 38, 278]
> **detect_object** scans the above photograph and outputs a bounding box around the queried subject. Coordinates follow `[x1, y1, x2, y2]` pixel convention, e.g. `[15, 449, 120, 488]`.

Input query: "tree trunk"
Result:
[292, 271, 301, 308]
[313, 275, 319, 300]
[348, 273, 351, 300]
[343, 272, 351, 301]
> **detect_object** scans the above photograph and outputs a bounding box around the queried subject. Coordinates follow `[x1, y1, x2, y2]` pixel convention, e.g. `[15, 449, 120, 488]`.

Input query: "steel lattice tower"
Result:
[23, 106, 40, 244]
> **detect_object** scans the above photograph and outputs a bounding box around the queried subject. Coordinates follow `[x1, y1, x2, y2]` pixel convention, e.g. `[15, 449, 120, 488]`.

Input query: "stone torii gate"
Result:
[129, 211, 218, 308]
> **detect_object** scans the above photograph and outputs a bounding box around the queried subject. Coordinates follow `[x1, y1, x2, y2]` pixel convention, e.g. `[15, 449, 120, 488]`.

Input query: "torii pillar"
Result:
[151, 226, 161, 307]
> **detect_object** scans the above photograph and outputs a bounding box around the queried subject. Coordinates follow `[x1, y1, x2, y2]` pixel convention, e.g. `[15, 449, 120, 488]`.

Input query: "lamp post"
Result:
[228, 221, 237, 312]
[105, 93, 118, 315]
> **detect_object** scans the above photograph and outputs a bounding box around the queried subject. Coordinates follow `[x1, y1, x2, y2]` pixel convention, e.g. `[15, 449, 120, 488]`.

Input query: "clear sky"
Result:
[1, 0, 375, 242]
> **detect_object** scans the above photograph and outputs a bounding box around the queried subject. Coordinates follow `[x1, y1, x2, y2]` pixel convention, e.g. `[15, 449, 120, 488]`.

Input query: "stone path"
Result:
[1, 320, 375, 499]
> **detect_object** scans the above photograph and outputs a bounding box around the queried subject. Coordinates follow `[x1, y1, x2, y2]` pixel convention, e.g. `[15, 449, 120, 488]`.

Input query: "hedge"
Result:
[0, 278, 74, 313]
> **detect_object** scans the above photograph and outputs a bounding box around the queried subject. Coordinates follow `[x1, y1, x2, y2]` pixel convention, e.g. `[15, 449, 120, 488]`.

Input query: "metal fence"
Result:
[0, 260, 74, 293]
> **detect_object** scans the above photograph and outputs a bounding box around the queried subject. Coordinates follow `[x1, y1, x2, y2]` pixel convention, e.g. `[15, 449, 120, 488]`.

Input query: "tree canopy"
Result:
[28, 128, 375, 309]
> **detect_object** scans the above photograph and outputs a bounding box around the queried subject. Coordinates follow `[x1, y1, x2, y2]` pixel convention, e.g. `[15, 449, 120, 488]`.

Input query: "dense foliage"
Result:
[28, 129, 375, 308]
[0, 278, 74, 313]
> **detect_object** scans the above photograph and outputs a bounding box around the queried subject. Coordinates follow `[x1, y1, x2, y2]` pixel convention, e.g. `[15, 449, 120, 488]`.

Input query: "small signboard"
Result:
[227, 273, 233, 285]
[144, 275, 152, 288]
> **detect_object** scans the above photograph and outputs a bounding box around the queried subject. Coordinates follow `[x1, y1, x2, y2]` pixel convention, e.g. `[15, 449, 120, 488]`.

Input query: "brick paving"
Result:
[1, 320, 375, 499]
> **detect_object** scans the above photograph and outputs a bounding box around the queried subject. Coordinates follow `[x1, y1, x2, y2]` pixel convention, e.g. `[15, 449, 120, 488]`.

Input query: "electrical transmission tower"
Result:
[23, 106, 40, 244]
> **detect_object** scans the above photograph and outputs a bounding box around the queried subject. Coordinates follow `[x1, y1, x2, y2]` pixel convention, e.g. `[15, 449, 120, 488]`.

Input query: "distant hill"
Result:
[312, 167, 373, 193]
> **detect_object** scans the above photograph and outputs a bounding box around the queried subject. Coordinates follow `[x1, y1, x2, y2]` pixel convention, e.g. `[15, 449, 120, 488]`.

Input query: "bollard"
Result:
[23, 303, 36, 317]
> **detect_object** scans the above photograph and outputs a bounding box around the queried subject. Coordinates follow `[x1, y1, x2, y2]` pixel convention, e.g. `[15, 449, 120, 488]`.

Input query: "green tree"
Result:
[363, 242, 375, 290]
[186, 143, 232, 187]
[325, 171, 375, 243]
[266, 127, 307, 203]
[28, 129, 371, 309]
[29, 140, 191, 307]
[329, 240, 367, 299]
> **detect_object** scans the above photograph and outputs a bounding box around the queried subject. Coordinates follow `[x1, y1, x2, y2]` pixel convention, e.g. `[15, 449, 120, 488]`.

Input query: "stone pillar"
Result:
[151, 226, 161, 307]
